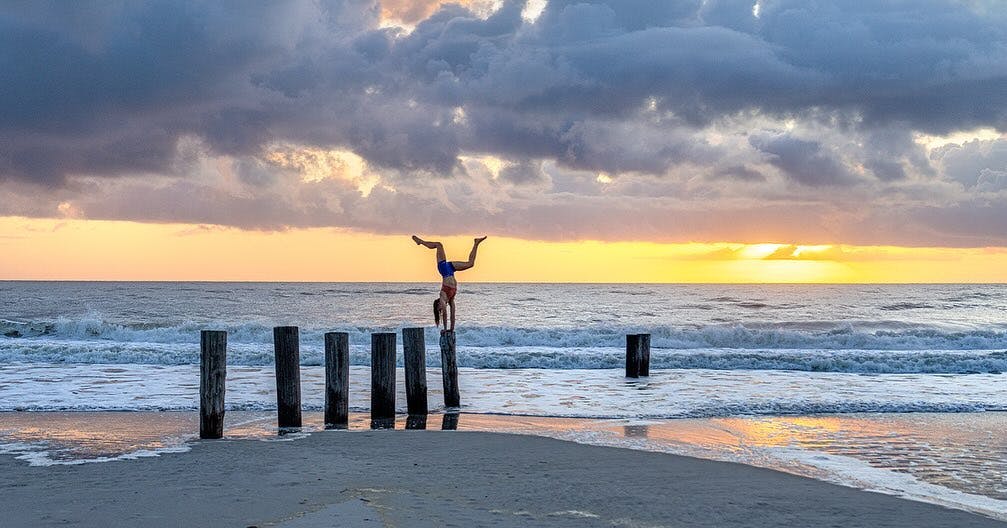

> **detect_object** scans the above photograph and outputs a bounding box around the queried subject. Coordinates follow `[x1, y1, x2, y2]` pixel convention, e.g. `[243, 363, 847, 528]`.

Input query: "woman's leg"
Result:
[451, 236, 486, 272]
[413, 235, 446, 262]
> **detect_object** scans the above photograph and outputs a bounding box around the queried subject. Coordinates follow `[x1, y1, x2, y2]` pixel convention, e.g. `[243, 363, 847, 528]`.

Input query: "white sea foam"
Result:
[2, 340, 1006, 374]
[0, 440, 191, 466]
[2, 317, 1007, 373]
[772, 448, 1007, 521]
[21, 317, 1007, 350]
[1, 364, 1004, 417]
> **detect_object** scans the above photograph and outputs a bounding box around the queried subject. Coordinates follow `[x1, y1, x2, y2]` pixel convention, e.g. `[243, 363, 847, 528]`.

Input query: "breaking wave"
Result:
[1, 316, 1006, 373]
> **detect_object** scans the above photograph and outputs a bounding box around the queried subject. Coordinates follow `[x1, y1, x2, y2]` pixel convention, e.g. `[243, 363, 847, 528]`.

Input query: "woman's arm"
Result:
[449, 300, 456, 332]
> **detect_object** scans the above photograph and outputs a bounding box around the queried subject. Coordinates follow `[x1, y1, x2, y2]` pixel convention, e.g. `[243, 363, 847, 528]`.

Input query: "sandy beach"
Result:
[3, 427, 1004, 528]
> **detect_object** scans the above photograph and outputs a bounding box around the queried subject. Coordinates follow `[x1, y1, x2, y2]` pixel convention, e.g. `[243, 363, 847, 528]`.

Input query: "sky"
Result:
[1, 0, 1006, 282]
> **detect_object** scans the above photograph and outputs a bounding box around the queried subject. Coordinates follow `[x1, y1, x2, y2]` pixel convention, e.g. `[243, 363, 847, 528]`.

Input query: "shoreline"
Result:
[2, 425, 1005, 527]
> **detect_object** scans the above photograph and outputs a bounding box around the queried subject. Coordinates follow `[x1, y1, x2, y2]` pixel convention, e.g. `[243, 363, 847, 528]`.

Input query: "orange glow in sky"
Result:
[2, 216, 1006, 283]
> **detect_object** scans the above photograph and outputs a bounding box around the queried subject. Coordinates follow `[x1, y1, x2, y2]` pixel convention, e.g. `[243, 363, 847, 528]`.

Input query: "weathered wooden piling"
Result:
[439, 330, 460, 409]
[273, 326, 302, 428]
[324, 332, 349, 428]
[402, 327, 428, 415]
[638, 333, 651, 377]
[199, 330, 227, 439]
[371, 332, 397, 421]
[625, 333, 642, 378]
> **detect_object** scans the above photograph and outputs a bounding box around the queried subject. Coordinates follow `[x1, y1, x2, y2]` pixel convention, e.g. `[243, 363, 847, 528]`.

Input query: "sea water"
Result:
[2, 281, 1006, 415]
[1, 282, 1006, 515]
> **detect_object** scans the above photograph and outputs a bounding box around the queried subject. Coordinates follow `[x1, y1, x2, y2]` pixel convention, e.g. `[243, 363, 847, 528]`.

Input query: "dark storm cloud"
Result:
[0, 0, 341, 183]
[2, 0, 1007, 245]
[4, 0, 1007, 185]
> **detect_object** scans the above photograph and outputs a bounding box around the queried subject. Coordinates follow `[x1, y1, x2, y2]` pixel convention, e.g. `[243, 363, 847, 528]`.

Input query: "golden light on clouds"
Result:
[266, 145, 379, 196]
[914, 127, 1004, 150]
[2, 216, 1006, 283]
[521, 0, 548, 22]
[378, 0, 547, 30]
[459, 155, 508, 179]
[379, 0, 503, 28]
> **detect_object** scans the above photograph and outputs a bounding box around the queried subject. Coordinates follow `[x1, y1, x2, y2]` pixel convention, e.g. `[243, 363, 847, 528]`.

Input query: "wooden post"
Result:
[625, 334, 641, 378]
[402, 327, 428, 415]
[199, 330, 227, 439]
[371, 332, 396, 422]
[439, 331, 460, 409]
[324, 332, 349, 428]
[273, 326, 302, 428]
[638, 333, 651, 377]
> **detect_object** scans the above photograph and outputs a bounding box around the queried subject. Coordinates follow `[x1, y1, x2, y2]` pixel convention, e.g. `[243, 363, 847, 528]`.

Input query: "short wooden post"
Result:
[638, 333, 651, 377]
[439, 331, 460, 409]
[199, 330, 227, 439]
[402, 327, 428, 415]
[441, 412, 459, 430]
[371, 332, 396, 421]
[324, 332, 349, 428]
[273, 326, 302, 428]
[625, 334, 641, 378]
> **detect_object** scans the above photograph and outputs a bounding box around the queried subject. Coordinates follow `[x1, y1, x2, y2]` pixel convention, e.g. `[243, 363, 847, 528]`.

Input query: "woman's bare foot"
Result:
[474, 236, 487, 244]
[412, 235, 423, 245]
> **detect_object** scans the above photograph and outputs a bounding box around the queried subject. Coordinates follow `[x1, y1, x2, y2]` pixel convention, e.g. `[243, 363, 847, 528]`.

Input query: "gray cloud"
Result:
[934, 139, 1007, 188]
[713, 166, 766, 182]
[750, 134, 858, 186]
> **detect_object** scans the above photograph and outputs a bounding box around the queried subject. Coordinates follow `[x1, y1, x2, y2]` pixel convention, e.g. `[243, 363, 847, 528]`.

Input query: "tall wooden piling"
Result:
[199, 330, 227, 439]
[273, 326, 302, 428]
[371, 332, 397, 421]
[439, 331, 460, 409]
[324, 332, 350, 428]
[625, 334, 642, 378]
[402, 327, 428, 415]
[638, 333, 651, 377]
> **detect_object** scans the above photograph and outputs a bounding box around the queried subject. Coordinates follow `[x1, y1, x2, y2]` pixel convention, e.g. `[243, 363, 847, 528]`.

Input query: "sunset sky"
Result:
[2, 0, 1006, 282]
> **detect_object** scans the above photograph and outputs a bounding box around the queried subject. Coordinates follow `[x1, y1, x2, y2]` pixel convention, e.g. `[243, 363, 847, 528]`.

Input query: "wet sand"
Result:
[3, 427, 1005, 527]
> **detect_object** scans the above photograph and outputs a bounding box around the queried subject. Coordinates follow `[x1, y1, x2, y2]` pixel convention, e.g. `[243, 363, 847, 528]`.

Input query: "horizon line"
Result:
[1, 279, 1005, 286]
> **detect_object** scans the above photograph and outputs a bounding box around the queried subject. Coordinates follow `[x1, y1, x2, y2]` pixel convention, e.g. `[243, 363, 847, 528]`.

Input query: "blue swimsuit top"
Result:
[437, 260, 455, 278]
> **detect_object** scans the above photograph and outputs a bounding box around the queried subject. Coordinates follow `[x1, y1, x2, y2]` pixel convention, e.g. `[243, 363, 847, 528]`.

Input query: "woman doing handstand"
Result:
[412, 235, 486, 333]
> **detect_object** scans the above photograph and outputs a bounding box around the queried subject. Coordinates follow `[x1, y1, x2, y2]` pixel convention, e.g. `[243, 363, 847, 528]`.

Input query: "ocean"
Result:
[2, 281, 1006, 415]
[2, 281, 1006, 517]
